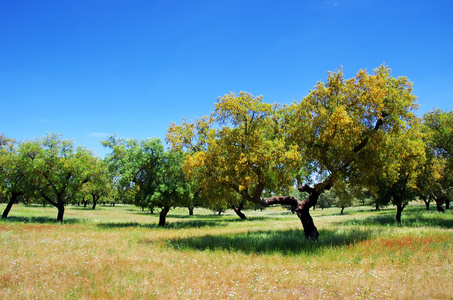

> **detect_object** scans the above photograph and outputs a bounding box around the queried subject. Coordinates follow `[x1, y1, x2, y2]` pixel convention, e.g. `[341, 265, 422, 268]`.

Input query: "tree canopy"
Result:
[102, 136, 164, 211]
[167, 65, 421, 238]
[102, 136, 194, 226]
[17, 133, 97, 222]
[417, 109, 453, 211]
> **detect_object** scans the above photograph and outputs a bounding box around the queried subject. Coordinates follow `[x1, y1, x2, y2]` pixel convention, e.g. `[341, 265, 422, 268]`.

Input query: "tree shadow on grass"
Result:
[1, 216, 81, 224]
[97, 219, 229, 230]
[167, 214, 280, 222]
[163, 228, 374, 255]
[133, 211, 279, 221]
[341, 212, 453, 228]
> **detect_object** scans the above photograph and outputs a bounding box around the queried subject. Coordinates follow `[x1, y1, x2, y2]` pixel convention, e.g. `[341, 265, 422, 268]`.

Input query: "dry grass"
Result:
[0, 203, 452, 299]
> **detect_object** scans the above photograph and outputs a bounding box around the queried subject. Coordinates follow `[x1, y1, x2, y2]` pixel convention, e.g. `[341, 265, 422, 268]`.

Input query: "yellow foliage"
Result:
[168, 64, 421, 204]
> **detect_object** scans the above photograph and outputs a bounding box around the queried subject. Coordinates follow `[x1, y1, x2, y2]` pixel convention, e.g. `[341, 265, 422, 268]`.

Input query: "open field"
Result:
[1, 203, 452, 299]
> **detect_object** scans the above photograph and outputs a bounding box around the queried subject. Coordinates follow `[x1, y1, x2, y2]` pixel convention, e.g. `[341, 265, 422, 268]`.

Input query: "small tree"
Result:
[103, 136, 195, 226]
[102, 136, 163, 212]
[317, 190, 335, 210]
[331, 184, 357, 214]
[152, 151, 194, 226]
[19, 133, 96, 222]
[366, 121, 425, 222]
[417, 109, 453, 212]
[83, 158, 113, 209]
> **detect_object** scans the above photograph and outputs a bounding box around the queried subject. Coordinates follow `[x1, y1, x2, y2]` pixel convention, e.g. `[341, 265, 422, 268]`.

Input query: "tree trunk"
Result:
[298, 207, 319, 240]
[158, 205, 171, 227]
[56, 202, 65, 223]
[2, 191, 21, 219]
[340, 206, 345, 215]
[92, 194, 99, 210]
[422, 196, 430, 210]
[266, 185, 321, 240]
[424, 201, 430, 210]
[375, 203, 380, 211]
[435, 197, 445, 213]
[232, 203, 247, 219]
[396, 204, 405, 223]
[445, 198, 451, 210]
[188, 206, 194, 216]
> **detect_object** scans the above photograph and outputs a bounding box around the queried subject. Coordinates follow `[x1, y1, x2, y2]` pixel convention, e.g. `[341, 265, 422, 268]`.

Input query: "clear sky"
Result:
[1, 0, 452, 157]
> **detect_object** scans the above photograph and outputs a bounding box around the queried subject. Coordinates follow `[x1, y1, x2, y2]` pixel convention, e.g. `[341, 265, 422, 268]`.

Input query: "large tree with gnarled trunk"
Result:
[167, 65, 419, 239]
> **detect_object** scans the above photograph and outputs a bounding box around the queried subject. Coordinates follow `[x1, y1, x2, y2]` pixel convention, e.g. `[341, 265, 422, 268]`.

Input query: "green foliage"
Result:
[317, 190, 336, 209]
[418, 109, 453, 206]
[151, 150, 194, 208]
[15, 133, 98, 221]
[79, 158, 113, 208]
[102, 136, 164, 211]
[102, 136, 194, 222]
[0, 136, 25, 200]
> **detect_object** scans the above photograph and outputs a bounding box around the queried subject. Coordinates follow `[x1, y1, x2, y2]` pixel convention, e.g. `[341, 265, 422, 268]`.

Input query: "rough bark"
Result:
[232, 203, 247, 220]
[56, 202, 65, 223]
[422, 196, 430, 211]
[435, 197, 445, 213]
[396, 203, 405, 223]
[188, 206, 194, 216]
[2, 191, 22, 219]
[40, 192, 67, 222]
[158, 205, 171, 227]
[266, 185, 322, 240]
[92, 194, 101, 210]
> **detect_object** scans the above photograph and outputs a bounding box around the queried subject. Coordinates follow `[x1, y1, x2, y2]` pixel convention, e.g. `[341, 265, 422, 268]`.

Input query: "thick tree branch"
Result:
[40, 192, 57, 207]
[352, 116, 386, 154]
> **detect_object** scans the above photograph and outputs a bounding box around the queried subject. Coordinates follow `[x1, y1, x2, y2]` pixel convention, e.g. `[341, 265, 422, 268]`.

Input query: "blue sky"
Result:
[1, 0, 452, 157]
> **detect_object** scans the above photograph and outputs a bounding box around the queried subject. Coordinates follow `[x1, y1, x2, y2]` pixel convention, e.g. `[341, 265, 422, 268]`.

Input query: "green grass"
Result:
[341, 205, 453, 228]
[165, 227, 374, 255]
[0, 202, 452, 299]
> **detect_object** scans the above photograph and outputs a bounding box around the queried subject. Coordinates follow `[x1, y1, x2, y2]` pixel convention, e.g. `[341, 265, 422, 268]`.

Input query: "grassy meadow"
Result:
[0, 202, 452, 299]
